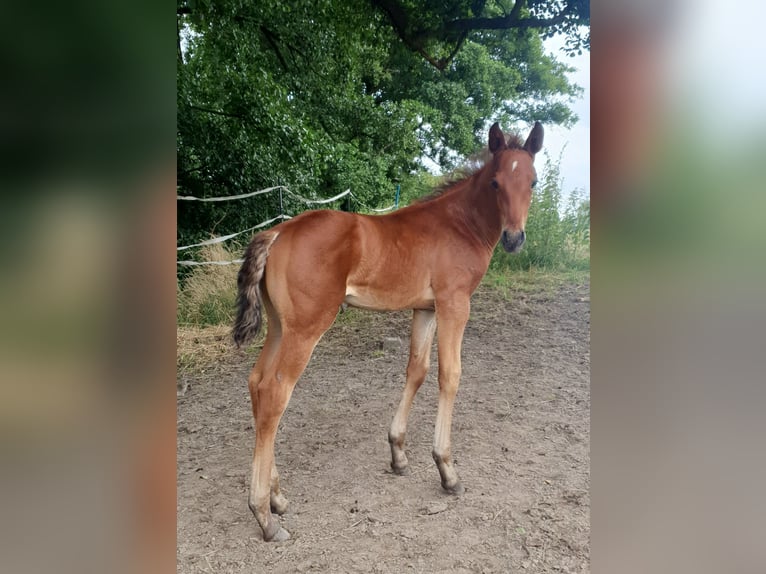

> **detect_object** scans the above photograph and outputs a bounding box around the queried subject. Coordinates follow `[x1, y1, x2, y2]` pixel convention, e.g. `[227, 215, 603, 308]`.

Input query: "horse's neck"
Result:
[441, 170, 503, 250]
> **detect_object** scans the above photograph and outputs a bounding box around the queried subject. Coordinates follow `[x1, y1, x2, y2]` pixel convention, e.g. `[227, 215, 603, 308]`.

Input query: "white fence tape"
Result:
[284, 188, 351, 205]
[177, 186, 351, 205]
[176, 214, 291, 251]
[178, 186, 397, 266]
[177, 259, 245, 266]
[371, 204, 396, 213]
[177, 185, 286, 202]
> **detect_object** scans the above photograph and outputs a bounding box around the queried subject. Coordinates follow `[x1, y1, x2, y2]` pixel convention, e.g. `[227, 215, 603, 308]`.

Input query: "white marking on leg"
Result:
[433, 394, 453, 460]
[512, 160, 518, 172]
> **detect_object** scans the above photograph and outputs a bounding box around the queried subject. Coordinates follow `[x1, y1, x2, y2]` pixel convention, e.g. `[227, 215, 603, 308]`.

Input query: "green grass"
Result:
[482, 264, 589, 299]
[334, 305, 365, 326]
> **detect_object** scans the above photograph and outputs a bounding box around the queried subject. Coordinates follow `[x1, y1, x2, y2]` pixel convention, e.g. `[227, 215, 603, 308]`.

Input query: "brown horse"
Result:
[234, 122, 543, 541]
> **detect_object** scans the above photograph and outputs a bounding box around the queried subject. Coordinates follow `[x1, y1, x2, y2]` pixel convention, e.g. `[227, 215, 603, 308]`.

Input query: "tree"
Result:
[177, 0, 587, 249]
[371, 0, 589, 70]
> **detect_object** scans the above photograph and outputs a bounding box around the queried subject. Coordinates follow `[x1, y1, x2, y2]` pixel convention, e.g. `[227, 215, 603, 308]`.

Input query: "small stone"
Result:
[425, 502, 448, 515]
[382, 337, 402, 352]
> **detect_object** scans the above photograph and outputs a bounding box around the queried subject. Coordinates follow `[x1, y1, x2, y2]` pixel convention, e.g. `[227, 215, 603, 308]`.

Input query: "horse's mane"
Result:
[415, 132, 525, 204]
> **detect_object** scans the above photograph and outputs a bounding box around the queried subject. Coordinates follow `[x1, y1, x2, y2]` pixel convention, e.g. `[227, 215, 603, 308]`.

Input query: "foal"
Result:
[234, 122, 543, 541]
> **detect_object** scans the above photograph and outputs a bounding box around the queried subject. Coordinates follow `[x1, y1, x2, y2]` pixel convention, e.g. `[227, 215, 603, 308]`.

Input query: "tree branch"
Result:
[509, 0, 525, 22]
[439, 31, 469, 70]
[445, 11, 571, 34]
[444, 0, 577, 35]
[187, 105, 247, 120]
[372, 0, 471, 71]
[259, 26, 291, 71]
[371, 0, 419, 46]
[371, 0, 577, 70]
[177, 17, 185, 66]
[371, 0, 438, 64]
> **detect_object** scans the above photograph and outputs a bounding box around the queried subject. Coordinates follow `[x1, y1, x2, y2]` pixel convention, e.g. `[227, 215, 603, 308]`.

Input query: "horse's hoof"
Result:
[270, 527, 291, 542]
[443, 482, 465, 496]
[264, 525, 291, 542]
[391, 463, 411, 476]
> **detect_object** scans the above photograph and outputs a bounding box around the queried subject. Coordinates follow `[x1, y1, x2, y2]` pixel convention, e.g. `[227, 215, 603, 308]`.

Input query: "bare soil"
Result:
[177, 281, 590, 573]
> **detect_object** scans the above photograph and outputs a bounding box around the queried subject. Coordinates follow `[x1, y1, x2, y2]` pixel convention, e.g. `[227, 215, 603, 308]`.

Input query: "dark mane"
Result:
[415, 131, 525, 204]
[415, 167, 480, 204]
[506, 132, 524, 149]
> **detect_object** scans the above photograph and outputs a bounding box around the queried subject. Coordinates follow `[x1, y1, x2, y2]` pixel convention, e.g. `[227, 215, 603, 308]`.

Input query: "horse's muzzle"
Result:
[501, 230, 525, 253]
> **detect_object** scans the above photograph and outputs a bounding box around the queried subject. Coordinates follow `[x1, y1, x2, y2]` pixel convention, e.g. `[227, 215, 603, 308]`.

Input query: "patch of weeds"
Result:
[177, 243, 239, 327]
[481, 266, 589, 301]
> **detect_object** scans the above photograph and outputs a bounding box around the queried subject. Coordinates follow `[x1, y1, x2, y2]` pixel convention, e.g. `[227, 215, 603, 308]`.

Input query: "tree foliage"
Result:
[371, 0, 589, 68]
[177, 0, 587, 249]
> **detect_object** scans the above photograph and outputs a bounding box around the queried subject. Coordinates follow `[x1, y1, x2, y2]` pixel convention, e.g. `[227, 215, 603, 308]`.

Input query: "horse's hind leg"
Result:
[247, 349, 289, 517]
[246, 303, 288, 515]
[389, 309, 436, 474]
[248, 326, 328, 541]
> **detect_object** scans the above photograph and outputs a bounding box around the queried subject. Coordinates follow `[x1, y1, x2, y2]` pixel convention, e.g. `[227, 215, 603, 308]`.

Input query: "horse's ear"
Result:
[488, 123, 506, 154]
[524, 121, 544, 156]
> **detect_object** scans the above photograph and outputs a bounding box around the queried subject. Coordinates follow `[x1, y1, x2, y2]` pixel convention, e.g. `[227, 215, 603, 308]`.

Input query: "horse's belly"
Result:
[344, 284, 434, 311]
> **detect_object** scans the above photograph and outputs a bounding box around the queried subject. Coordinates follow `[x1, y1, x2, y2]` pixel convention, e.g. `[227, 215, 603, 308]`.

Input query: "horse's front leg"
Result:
[433, 298, 470, 494]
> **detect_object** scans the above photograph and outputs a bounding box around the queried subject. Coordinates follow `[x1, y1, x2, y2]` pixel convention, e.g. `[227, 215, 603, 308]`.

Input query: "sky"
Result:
[540, 34, 590, 197]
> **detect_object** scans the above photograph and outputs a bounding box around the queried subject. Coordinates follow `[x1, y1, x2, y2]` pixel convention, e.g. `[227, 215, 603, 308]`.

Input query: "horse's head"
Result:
[487, 122, 543, 253]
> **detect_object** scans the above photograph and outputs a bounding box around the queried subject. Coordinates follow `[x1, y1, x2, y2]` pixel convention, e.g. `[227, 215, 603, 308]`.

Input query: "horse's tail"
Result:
[233, 230, 279, 348]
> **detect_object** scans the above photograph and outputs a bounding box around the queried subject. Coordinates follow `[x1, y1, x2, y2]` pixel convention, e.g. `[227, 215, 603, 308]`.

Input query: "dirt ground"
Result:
[177, 280, 590, 573]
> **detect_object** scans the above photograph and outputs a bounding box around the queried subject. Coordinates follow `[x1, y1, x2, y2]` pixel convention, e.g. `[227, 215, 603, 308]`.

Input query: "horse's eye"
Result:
[491, 179, 499, 189]
[531, 179, 538, 189]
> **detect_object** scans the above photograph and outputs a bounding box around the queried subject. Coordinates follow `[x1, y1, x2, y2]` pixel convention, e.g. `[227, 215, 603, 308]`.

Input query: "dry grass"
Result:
[177, 324, 235, 373]
[177, 322, 268, 375]
[178, 242, 253, 375]
[177, 242, 240, 326]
